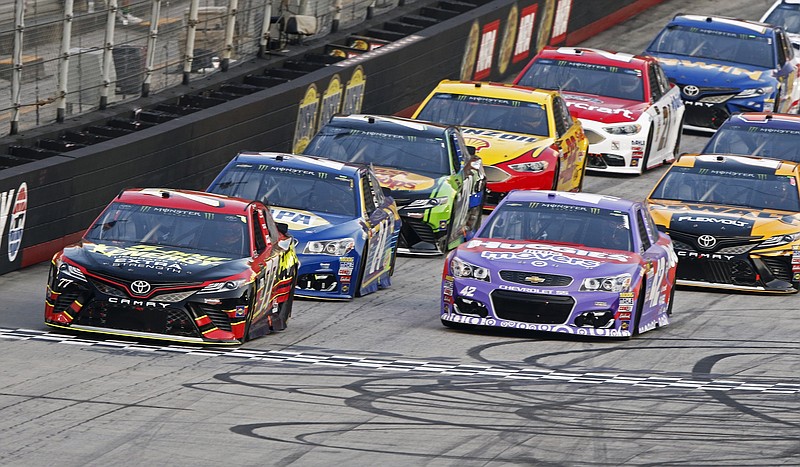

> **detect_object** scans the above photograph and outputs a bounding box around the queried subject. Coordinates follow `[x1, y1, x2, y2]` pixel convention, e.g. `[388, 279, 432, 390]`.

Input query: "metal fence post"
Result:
[332, 0, 342, 33]
[100, 0, 119, 110]
[57, 0, 75, 123]
[258, 0, 273, 58]
[143, 0, 163, 97]
[222, 0, 239, 72]
[182, 0, 200, 85]
[10, 0, 26, 135]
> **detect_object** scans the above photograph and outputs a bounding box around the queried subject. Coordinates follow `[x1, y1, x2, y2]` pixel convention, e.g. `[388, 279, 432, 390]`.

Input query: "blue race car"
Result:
[702, 112, 800, 163]
[207, 152, 401, 300]
[645, 15, 800, 132]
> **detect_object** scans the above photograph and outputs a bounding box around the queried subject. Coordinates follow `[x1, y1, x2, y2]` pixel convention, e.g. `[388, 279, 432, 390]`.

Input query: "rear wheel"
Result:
[277, 269, 298, 324]
[355, 244, 368, 297]
[665, 284, 675, 316]
[551, 160, 560, 190]
[438, 204, 457, 253]
[672, 116, 684, 160]
[632, 283, 645, 336]
[640, 125, 654, 174]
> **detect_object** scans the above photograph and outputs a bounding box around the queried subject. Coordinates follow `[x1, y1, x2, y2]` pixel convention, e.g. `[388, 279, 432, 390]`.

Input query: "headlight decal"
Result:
[303, 238, 356, 256]
[450, 256, 490, 282]
[580, 273, 632, 293]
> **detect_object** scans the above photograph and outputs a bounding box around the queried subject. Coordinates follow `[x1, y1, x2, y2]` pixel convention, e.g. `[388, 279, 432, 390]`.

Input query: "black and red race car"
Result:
[45, 188, 299, 345]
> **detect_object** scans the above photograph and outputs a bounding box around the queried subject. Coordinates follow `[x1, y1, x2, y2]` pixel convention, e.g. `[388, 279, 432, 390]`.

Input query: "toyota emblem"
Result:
[697, 235, 717, 249]
[130, 280, 151, 296]
[683, 85, 700, 97]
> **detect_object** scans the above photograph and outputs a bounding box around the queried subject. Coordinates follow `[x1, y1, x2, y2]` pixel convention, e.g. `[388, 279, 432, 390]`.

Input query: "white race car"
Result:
[761, 0, 800, 48]
[515, 47, 685, 175]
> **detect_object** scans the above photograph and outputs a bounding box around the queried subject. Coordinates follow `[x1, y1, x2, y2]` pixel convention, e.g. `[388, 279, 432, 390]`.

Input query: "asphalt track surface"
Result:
[0, 1, 797, 465]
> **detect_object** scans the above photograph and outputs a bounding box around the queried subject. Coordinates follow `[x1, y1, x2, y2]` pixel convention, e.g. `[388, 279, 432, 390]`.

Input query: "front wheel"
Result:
[672, 116, 684, 160]
[631, 283, 645, 336]
[551, 160, 561, 190]
[640, 124, 654, 174]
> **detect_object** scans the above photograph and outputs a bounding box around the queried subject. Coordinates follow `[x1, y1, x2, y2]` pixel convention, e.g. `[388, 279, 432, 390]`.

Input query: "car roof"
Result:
[326, 114, 452, 138]
[675, 153, 800, 175]
[232, 151, 363, 178]
[720, 112, 800, 130]
[502, 190, 636, 212]
[115, 188, 255, 214]
[670, 14, 776, 36]
[536, 46, 651, 69]
[428, 80, 557, 105]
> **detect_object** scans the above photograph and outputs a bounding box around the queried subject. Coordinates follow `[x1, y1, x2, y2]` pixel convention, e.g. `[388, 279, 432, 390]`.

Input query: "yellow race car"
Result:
[646, 154, 800, 293]
[412, 80, 589, 208]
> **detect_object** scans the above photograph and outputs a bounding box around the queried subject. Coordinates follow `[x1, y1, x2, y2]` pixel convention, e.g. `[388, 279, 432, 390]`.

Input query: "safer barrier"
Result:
[0, 0, 666, 275]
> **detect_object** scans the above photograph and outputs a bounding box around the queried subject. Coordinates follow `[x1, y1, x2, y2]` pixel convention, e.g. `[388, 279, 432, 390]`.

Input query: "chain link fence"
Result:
[0, 0, 417, 135]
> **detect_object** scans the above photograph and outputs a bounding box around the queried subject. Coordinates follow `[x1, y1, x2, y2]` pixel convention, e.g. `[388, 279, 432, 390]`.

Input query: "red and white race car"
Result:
[515, 47, 685, 175]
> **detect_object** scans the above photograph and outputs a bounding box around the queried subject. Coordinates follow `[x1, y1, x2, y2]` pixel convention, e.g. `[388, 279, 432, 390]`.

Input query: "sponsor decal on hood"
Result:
[373, 167, 435, 191]
[463, 239, 632, 268]
[460, 127, 548, 165]
[84, 243, 233, 268]
[669, 213, 755, 236]
[271, 208, 331, 230]
[562, 93, 646, 123]
[655, 57, 767, 83]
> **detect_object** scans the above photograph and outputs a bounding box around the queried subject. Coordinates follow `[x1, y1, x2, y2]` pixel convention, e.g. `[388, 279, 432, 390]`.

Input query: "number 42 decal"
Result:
[460, 286, 477, 297]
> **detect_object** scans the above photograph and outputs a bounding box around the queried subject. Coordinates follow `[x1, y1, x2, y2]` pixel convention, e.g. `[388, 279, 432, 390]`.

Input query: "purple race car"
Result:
[441, 191, 678, 337]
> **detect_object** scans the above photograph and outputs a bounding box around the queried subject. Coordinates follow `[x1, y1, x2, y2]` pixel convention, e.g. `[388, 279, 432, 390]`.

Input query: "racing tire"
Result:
[640, 124, 654, 175]
[575, 158, 587, 192]
[666, 284, 675, 316]
[388, 245, 397, 276]
[550, 160, 560, 190]
[355, 244, 368, 298]
[438, 203, 458, 254]
[278, 269, 298, 325]
[632, 282, 645, 337]
[672, 116, 684, 160]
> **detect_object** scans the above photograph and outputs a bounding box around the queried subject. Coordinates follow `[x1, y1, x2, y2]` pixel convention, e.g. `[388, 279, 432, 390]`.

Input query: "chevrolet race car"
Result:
[515, 47, 685, 174]
[761, 0, 800, 48]
[45, 189, 299, 345]
[647, 154, 800, 293]
[441, 191, 677, 337]
[303, 114, 485, 255]
[207, 152, 401, 300]
[702, 112, 800, 163]
[645, 15, 800, 132]
[411, 80, 588, 208]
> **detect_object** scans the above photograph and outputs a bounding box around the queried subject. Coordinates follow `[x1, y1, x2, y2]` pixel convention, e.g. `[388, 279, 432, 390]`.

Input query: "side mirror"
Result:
[276, 222, 289, 235]
[381, 186, 393, 197]
[467, 146, 477, 156]
[277, 236, 297, 250]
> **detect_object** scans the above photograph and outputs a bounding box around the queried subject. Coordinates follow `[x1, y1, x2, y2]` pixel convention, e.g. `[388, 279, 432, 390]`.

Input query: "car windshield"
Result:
[84, 202, 249, 257]
[703, 123, 800, 163]
[648, 24, 776, 69]
[209, 163, 357, 217]
[304, 127, 451, 177]
[764, 4, 800, 34]
[650, 164, 800, 212]
[414, 93, 550, 136]
[479, 201, 634, 252]
[517, 58, 645, 101]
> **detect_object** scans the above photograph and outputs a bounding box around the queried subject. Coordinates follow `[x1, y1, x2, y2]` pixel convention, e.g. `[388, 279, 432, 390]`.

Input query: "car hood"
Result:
[649, 53, 774, 89]
[647, 200, 800, 237]
[372, 166, 445, 196]
[455, 238, 640, 279]
[561, 92, 648, 124]
[270, 207, 363, 241]
[63, 241, 251, 282]
[459, 127, 553, 166]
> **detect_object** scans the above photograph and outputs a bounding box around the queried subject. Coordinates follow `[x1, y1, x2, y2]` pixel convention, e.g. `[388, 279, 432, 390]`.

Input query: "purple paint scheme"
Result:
[441, 190, 678, 337]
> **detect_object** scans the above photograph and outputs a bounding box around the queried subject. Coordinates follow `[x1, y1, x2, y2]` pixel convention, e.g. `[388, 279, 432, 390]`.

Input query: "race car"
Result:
[761, 0, 800, 47]
[303, 114, 485, 255]
[646, 154, 800, 293]
[45, 189, 299, 345]
[644, 14, 800, 132]
[702, 112, 800, 163]
[411, 80, 588, 208]
[441, 191, 677, 337]
[514, 47, 685, 174]
[207, 152, 401, 300]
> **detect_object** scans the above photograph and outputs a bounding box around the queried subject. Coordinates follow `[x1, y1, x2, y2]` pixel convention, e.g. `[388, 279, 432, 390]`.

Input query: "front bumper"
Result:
[441, 276, 647, 337]
[580, 120, 656, 174]
[673, 248, 798, 293]
[295, 253, 359, 299]
[483, 169, 557, 208]
[681, 95, 772, 133]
